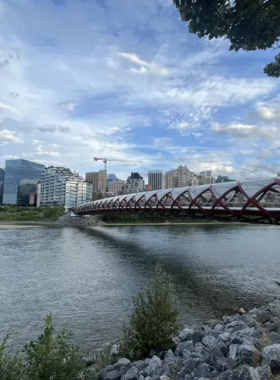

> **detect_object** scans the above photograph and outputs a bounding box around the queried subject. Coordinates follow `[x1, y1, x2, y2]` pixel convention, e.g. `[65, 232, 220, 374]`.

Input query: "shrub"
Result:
[24, 313, 90, 380]
[119, 264, 179, 360]
[0, 336, 23, 380]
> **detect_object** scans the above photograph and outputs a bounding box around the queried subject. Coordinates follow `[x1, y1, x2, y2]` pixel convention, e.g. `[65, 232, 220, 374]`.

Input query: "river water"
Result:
[1, 224, 280, 354]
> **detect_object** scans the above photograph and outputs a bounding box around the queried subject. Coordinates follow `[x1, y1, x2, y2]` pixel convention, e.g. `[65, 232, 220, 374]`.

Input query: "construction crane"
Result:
[94, 157, 143, 171]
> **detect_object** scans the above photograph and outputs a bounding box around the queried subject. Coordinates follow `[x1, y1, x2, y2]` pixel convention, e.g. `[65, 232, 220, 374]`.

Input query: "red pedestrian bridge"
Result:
[71, 177, 280, 224]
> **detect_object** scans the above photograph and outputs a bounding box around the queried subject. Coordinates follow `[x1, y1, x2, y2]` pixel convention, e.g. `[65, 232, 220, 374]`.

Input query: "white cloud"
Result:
[119, 52, 169, 76]
[0, 129, 23, 144]
[211, 122, 278, 139]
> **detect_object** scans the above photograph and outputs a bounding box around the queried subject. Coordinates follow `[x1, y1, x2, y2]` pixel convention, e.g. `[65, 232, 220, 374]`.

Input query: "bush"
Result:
[119, 264, 179, 360]
[0, 337, 23, 380]
[0, 314, 93, 380]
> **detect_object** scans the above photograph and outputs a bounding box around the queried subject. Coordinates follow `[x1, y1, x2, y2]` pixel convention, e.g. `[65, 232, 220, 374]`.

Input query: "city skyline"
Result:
[0, 1, 279, 181]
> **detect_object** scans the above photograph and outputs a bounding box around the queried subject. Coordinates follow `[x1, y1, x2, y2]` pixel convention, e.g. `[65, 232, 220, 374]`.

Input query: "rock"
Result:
[179, 328, 193, 342]
[193, 342, 205, 356]
[226, 321, 249, 333]
[157, 364, 171, 377]
[239, 308, 246, 315]
[121, 367, 138, 380]
[256, 365, 272, 379]
[192, 331, 204, 345]
[105, 370, 122, 380]
[256, 311, 271, 324]
[182, 349, 192, 360]
[238, 345, 261, 366]
[262, 344, 280, 372]
[269, 332, 280, 344]
[163, 350, 175, 364]
[217, 332, 232, 345]
[207, 330, 220, 339]
[192, 363, 209, 378]
[183, 358, 199, 374]
[100, 366, 115, 380]
[136, 362, 149, 373]
[117, 358, 131, 365]
[145, 358, 151, 364]
[217, 365, 260, 380]
[229, 344, 239, 360]
[214, 324, 224, 333]
[160, 376, 170, 380]
[146, 355, 162, 376]
[175, 341, 193, 356]
[83, 356, 96, 366]
[138, 376, 145, 380]
[202, 335, 217, 349]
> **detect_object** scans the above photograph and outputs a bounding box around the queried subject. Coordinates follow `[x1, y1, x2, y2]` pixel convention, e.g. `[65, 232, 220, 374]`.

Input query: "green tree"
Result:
[120, 264, 179, 360]
[173, 0, 280, 77]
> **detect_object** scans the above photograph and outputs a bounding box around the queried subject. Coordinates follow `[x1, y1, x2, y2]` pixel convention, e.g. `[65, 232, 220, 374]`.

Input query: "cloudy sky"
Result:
[0, 0, 280, 181]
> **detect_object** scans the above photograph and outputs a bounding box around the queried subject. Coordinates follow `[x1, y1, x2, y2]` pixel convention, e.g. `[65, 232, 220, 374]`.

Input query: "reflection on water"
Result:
[1, 224, 280, 354]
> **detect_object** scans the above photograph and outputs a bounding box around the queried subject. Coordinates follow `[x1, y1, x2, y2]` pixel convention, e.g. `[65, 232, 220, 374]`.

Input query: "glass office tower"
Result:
[2, 159, 45, 205]
[0, 168, 4, 204]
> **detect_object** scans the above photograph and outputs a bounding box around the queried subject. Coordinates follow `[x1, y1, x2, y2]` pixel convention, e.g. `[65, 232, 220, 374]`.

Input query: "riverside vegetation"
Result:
[2, 265, 280, 380]
[0, 206, 65, 222]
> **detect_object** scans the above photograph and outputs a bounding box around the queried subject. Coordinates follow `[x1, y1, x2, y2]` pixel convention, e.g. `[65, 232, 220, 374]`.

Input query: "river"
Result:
[1, 224, 280, 355]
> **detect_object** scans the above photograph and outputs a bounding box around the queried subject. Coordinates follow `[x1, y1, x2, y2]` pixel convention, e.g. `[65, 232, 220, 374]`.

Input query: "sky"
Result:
[0, 0, 280, 181]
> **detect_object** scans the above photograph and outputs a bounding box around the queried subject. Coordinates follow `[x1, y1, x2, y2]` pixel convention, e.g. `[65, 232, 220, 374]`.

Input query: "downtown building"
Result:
[0, 168, 4, 204]
[165, 165, 195, 188]
[123, 172, 145, 194]
[40, 167, 93, 209]
[108, 179, 125, 196]
[2, 159, 44, 205]
[148, 170, 164, 190]
[86, 170, 107, 200]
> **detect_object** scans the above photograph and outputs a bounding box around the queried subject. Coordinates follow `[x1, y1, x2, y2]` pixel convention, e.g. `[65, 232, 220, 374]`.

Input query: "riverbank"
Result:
[92, 300, 280, 380]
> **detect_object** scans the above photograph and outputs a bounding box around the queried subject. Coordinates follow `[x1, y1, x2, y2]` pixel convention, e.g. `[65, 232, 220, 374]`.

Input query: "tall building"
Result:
[165, 165, 193, 188]
[148, 170, 164, 190]
[41, 166, 92, 209]
[108, 179, 125, 196]
[17, 179, 38, 206]
[107, 173, 118, 190]
[215, 175, 236, 183]
[200, 171, 212, 178]
[86, 170, 107, 200]
[123, 172, 145, 194]
[2, 159, 44, 205]
[0, 168, 4, 204]
[196, 175, 215, 185]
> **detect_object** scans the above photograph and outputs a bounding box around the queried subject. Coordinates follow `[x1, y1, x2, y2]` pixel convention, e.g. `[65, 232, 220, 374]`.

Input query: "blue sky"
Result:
[0, 0, 280, 181]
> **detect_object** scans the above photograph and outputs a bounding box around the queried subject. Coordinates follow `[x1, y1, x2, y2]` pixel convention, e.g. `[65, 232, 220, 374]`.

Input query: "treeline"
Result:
[101, 212, 212, 224]
[0, 206, 65, 222]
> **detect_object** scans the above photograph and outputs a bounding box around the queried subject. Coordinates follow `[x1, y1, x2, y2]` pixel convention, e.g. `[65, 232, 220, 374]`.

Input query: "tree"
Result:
[119, 264, 179, 360]
[173, 0, 280, 77]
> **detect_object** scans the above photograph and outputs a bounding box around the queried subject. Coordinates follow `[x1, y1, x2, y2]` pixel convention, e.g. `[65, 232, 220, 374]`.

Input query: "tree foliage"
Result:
[119, 264, 179, 360]
[173, 0, 280, 77]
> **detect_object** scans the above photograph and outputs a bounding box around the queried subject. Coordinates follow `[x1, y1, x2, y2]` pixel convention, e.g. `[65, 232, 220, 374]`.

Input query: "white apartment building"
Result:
[41, 166, 93, 209]
[108, 179, 125, 196]
[148, 170, 164, 190]
[165, 165, 194, 188]
[123, 172, 145, 194]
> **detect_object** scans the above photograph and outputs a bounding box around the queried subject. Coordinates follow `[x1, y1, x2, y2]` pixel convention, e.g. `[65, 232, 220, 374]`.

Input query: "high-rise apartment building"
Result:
[165, 165, 194, 189]
[148, 170, 164, 190]
[2, 159, 44, 205]
[41, 166, 92, 209]
[123, 172, 145, 194]
[0, 168, 4, 204]
[200, 171, 212, 178]
[108, 179, 125, 196]
[86, 170, 107, 200]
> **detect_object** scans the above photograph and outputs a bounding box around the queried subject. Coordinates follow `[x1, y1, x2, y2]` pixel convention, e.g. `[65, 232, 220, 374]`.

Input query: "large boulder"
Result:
[163, 349, 175, 364]
[256, 310, 271, 324]
[217, 365, 260, 380]
[192, 331, 204, 345]
[145, 355, 162, 376]
[256, 365, 272, 379]
[262, 344, 280, 372]
[238, 345, 261, 366]
[202, 335, 217, 350]
[226, 321, 249, 334]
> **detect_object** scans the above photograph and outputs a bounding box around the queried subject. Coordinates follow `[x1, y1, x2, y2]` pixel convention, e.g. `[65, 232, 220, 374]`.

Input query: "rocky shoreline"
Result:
[53, 212, 104, 226]
[87, 301, 280, 380]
